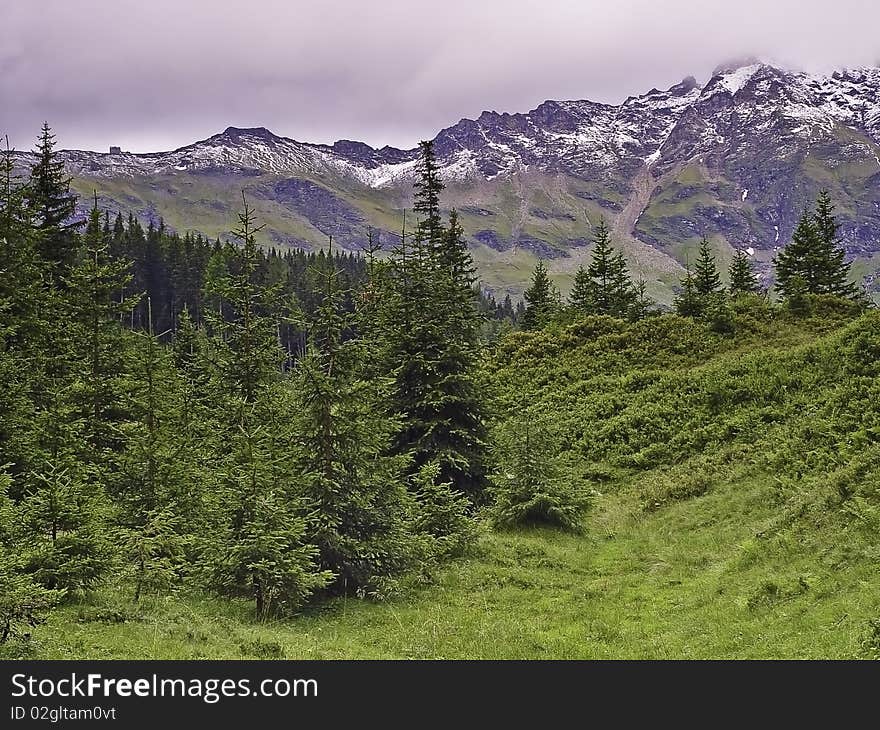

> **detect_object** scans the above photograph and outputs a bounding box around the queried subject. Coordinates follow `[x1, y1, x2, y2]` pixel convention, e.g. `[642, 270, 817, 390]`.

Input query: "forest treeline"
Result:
[1, 123, 526, 644]
[520, 188, 867, 332]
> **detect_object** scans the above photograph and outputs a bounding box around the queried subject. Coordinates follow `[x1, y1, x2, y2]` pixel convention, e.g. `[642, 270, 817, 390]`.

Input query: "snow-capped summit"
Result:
[20, 59, 880, 297]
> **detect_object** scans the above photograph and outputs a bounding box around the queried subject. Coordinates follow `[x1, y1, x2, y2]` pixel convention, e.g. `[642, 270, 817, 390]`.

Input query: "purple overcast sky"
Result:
[3, 0, 880, 153]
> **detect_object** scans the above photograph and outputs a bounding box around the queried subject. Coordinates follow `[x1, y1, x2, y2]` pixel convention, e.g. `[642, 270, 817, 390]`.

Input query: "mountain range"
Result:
[20, 59, 880, 303]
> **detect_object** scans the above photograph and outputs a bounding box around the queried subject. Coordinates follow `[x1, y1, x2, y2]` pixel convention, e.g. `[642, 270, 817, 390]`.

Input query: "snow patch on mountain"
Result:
[715, 63, 763, 96]
[45, 60, 880, 196]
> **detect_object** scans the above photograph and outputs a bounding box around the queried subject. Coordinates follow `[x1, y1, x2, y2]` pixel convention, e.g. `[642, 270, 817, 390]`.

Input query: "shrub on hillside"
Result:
[488, 416, 590, 531]
[411, 462, 481, 560]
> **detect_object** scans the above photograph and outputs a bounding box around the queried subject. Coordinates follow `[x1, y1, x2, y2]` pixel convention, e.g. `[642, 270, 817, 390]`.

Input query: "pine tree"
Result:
[629, 278, 654, 320]
[0, 139, 53, 474]
[65, 197, 137, 453]
[693, 237, 723, 296]
[522, 260, 557, 330]
[728, 250, 760, 296]
[675, 269, 702, 318]
[203, 196, 327, 617]
[413, 140, 445, 251]
[123, 508, 183, 603]
[811, 190, 857, 298]
[20, 461, 112, 594]
[171, 306, 212, 439]
[569, 265, 592, 315]
[203, 194, 284, 413]
[609, 251, 636, 316]
[775, 193, 857, 300]
[295, 254, 419, 595]
[377, 145, 491, 502]
[427, 209, 490, 497]
[0, 471, 62, 645]
[117, 302, 192, 599]
[27, 124, 79, 279]
[568, 221, 633, 317]
[775, 210, 822, 299]
[489, 414, 589, 531]
[206, 413, 328, 618]
[584, 221, 615, 313]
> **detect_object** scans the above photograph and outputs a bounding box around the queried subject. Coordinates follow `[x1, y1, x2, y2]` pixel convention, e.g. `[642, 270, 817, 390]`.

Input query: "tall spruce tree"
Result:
[609, 251, 636, 317]
[203, 194, 283, 412]
[693, 237, 723, 296]
[775, 193, 857, 300]
[65, 197, 137, 454]
[569, 265, 592, 315]
[295, 250, 418, 595]
[775, 210, 821, 299]
[569, 221, 632, 317]
[27, 124, 79, 279]
[117, 302, 191, 600]
[584, 221, 615, 313]
[203, 196, 326, 618]
[429, 209, 490, 497]
[20, 461, 112, 594]
[0, 139, 52, 473]
[630, 278, 654, 320]
[522, 260, 557, 330]
[379, 143, 491, 502]
[811, 190, 857, 298]
[675, 269, 702, 318]
[0, 471, 62, 644]
[413, 140, 445, 251]
[728, 250, 760, 296]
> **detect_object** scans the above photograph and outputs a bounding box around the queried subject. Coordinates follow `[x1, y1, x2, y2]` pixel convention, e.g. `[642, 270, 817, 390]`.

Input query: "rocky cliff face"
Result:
[21, 60, 880, 300]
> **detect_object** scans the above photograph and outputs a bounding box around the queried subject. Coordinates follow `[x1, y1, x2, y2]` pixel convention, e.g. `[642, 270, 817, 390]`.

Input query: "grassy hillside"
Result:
[26, 303, 880, 659]
[71, 170, 690, 303]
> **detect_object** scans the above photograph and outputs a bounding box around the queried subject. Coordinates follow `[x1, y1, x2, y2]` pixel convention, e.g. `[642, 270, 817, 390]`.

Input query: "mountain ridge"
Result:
[14, 59, 880, 301]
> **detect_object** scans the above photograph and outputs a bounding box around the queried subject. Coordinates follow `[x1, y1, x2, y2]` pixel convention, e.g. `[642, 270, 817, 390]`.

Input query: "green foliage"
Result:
[704, 291, 735, 334]
[26, 123, 79, 279]
[693, 236, 723, 296]
[775, 191, 857, 300]
[7, 121, 880, 659]
[295, 261, 419, 596]
[569, 221, 636, 319]
[675, 270, 703, 318]
[122, 508, 185, 602]
[65, 199, 137, 453]
[729, 249, 760, 297]
[522, 260, 559, 330]
[204, 414, 330, 619]
[203, 194, 285, 409]
[488, 416, 590, 531]
[377, 142, 491, 501]
[0, 471, 63, 646]
[411, 462, 480, 560]
[20, 462, 113, 595]
[676, 238, 728, 325]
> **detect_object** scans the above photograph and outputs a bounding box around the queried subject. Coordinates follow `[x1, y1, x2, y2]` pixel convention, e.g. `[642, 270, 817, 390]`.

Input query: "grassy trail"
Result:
[37, 468, 877, 660]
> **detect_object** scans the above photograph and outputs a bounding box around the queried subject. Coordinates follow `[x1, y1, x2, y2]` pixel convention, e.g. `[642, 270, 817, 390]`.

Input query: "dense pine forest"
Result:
[1, 124, 878, 659]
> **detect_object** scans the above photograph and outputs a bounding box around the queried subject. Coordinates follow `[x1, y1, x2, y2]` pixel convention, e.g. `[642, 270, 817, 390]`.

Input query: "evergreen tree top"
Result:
[774, 194, 857, 300]
[728, 249, 760, 296]
[693, 237, 723, 296]
[413, 140, 445, 249]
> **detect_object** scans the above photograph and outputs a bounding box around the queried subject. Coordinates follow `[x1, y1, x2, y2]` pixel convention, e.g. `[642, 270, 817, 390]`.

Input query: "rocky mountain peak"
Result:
[45, 58, 880, 300]
[216, 126, 282, 144]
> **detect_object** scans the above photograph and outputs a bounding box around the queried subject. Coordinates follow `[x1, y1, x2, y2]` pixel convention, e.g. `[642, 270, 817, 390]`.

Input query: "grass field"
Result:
[33, 467, 877, 660]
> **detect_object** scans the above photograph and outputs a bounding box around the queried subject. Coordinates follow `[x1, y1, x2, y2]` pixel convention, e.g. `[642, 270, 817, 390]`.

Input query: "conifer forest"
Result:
[1, 123, 879, 661]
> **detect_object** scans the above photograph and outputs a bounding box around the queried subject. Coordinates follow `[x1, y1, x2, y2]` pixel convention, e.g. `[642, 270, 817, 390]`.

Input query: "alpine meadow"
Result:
[1, 115, 879, 662]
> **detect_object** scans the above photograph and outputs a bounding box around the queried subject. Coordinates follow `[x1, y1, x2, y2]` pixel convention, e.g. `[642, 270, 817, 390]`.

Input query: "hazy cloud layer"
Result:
[3, 0, 880, 152]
